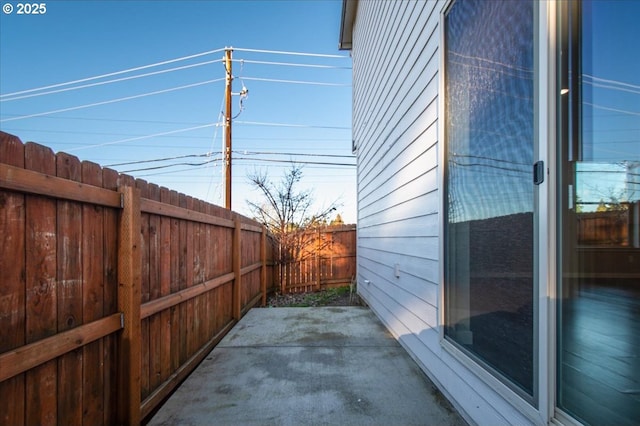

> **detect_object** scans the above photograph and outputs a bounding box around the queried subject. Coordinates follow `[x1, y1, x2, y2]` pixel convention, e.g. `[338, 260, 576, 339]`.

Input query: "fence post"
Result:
[117, 185, 142, 426]
[261, 227, 267, 306]
[232, 217, 242, 319]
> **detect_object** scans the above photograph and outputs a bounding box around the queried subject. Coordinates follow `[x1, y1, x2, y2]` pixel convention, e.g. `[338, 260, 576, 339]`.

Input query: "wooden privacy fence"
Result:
[577, 209, 632, 246]
[0, 132, 276, 425]
[281, 225, 356, 293]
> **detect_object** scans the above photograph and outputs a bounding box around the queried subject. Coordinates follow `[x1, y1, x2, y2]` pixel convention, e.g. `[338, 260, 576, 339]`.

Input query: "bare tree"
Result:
[246, 165, 340, 291]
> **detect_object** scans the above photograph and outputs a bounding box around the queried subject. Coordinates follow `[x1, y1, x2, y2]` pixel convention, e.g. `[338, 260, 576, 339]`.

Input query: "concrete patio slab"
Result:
[149, 307, 466, 426]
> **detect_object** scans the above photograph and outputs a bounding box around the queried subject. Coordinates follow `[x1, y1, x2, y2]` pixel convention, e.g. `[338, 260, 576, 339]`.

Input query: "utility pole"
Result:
[224, 47, 233, 210]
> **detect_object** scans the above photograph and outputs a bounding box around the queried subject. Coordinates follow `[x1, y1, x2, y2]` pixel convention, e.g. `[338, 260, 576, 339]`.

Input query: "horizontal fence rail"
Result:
[0, 132, 277, 425]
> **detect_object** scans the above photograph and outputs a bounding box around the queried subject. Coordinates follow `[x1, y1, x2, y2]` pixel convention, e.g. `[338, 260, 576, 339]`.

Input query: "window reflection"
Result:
[558, 1, 640, 425]
[444, 0, 535, 398]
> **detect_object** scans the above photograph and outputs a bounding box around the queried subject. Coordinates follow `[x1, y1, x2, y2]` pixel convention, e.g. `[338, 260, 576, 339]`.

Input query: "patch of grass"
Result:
[296, 286, 352, 307]
[266, 285, 357, 307]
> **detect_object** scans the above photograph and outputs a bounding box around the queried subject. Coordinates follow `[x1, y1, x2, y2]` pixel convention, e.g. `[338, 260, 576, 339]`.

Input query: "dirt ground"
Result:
[264, 286, 362, 307]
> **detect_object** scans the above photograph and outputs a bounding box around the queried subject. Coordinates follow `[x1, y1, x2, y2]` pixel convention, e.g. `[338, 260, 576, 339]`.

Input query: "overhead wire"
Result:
[105, 152, 213, 167]
[234, 120, 350, 130]
[232, 59, 248, 120]
[0, 47, 226, 98]
[105, 150, 354, 168]
[0, 114, 206, 125]
[233, 59, 351, 69]
[1, 49, 350, 126]
[242, 77, 350, 87]
[584, 102, 640, 117]
[66, 123, 221, 152]
[1, 78, 225, 123]
[133, 164, 356, 178]
[206, 89, 227, 200]
[582, 74, 640, 90]
[0, 126, 350, 144]
[1, 59, 224, 102]
[235, 157, 355, 167]
[122, 158, 221, 173]
[233, 47, 349, 59]
[18, 119, 350, 152]
[0, 45, 354, 192]
[235, 150, 354, 158]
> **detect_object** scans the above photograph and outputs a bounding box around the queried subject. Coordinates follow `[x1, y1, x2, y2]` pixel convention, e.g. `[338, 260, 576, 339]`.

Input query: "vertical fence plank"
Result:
[136, 179, 150, 402]
[117, 183, 141, 426]
[204, 203, 214, 341]
[233, 217, 242, 319]
[81, 161, 105, 426]
[0, 133, 26, 426]
[102, 167, 119, 426]
[148, 184, 162, 393]
[212, 213, 224, 332]
[55, 152, 83, 426]
[178, 193, 188, 365]
[185, 196, 195, 356]
[169, 190, 180, 373]
[192, 199, 202, 349]
[197, 199, 207, 347]
[159, 187, 171, 385]
[24, 142, 58, 426]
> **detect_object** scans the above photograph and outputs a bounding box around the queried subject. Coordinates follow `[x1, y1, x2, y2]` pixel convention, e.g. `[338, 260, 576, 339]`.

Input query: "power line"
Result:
[585, 81, 640, 96]
[2, 127, 351, 142]
[0, 114, 206, 125]
[206, 89, 228, 201]
[233, 59, 351, 69]
[1, 78, 225, 123]
[133, 164, 356, 179]
[0, 48, 226, 98]
[1, 59, 224, 102]
[66, 123, 220, 151]
[109, 150, 354, 169]
[584, 102, 640, 117]
[233, 47, 349, 59]
[106, 152, 213, 167]
[234, 120, 350, 130]
[242, 77, 350, 87]
[113, 153, 356, 174]
[583, 74, 640, 90]
[121, 158, 221, 173]
[235, 150, 354, 158]
[7, 125, 352, 151]
[0, 127, 217, 138]
[235, 157, 355, 167]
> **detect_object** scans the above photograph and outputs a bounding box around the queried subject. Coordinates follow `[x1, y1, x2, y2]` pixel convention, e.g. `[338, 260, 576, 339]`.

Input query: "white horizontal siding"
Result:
[359, 191, 439, 227]
[358, 245, 439, 286]
[350, 0, 537, 425]
[359, 121, 438, 209]
[358, 214, 439, 239]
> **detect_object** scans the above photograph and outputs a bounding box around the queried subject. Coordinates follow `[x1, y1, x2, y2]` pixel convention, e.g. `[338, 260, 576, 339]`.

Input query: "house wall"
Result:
[351, 2, 534, 424]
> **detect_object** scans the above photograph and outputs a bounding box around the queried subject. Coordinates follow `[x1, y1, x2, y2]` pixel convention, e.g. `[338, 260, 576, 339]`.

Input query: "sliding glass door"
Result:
[557, 1, 640, 424]
[444, 0, 535, 400]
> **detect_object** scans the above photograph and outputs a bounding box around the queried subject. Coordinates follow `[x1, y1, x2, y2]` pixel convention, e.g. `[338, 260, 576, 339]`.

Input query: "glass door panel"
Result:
[557, 1, 640, 425]
[444, 0, 535, 399]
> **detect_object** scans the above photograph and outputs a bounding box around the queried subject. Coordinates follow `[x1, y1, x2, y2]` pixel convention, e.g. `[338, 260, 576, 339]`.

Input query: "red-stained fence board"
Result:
[0, 133, 26, 426]
[25, 142, 58, 426]
[81, 161, 105, 426]
[55, 152, 83, 426]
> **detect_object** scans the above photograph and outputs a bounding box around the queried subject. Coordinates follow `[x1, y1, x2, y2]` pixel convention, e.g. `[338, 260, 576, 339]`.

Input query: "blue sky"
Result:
[0, 0, 355, 222]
